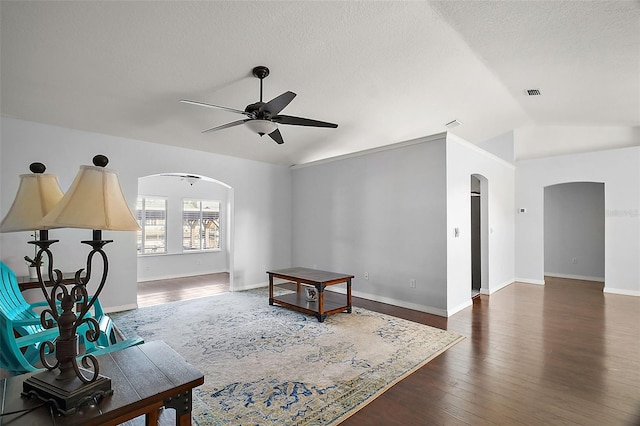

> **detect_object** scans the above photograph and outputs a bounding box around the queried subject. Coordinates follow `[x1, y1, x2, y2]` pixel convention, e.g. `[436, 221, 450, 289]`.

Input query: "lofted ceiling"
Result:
[1, 1, 638, 166]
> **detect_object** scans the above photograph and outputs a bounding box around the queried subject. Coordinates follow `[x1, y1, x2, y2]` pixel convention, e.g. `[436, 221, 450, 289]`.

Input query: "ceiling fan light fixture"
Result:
[245, 119, 277, 136]
[183, 66, 337, 144]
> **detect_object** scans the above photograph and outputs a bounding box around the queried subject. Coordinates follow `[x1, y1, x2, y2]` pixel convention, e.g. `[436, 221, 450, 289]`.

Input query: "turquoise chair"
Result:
[0, 261, 143, 375]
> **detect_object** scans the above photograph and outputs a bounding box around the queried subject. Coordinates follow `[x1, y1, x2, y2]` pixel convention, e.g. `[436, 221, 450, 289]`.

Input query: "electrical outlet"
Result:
[364, 272, 369, 280]
[409, 279, 416, 288]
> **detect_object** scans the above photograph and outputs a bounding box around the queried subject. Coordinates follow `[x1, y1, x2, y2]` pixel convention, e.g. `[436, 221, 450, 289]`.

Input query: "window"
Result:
[183, 200, 220, 251]
[136, 197, 167, 254]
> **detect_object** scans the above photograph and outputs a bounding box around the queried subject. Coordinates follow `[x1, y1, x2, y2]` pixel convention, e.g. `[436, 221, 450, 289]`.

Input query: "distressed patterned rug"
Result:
[111, 288, 464, 425]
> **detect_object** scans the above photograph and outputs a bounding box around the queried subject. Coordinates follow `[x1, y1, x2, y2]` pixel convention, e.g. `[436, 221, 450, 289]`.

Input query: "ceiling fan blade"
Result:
[272, 114, 338, 128]
[180, 99, 251, 117]
[202, 119, 249, 133]
[261, 91, 296, 116]
[268, 128, 285, 145]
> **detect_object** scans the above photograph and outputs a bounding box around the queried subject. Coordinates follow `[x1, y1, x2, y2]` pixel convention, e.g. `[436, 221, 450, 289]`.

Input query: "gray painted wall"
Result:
[544, 182, 605, 281]
[292, 133, 516, 316]
[292, 136, 449, 315]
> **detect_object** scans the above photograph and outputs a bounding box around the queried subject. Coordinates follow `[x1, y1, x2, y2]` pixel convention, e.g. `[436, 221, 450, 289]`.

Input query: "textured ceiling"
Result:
[1, 1, 638, 165]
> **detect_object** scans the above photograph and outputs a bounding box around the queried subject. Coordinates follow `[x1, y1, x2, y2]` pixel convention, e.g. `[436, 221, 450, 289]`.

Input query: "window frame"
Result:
[136, 196, 168, 255]
[182, 198, 221, 253]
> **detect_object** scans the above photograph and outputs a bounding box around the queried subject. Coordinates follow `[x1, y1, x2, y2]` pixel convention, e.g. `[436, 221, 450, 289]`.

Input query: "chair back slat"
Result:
[0, 262, 33, 318]
[0, 261, 144, 375]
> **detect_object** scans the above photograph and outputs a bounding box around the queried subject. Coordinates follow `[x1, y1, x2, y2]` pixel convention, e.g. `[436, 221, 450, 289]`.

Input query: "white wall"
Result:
[137, 175, 229, 281]
[292, 132, 516, 317]
[544, 182, 605, 281]
[445, 135, 515, 314]
[0, 118, 292, 311]
[292, 134, 449, 316]
[515, 146, 640, 295]
[514, 126, 640, 161]
[477, 130, 515, 164]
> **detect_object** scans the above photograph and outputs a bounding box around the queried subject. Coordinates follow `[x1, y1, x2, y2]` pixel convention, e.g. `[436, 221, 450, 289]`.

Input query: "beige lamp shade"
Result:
[0, 172, 64, 232]
[39, 164, 140, 231]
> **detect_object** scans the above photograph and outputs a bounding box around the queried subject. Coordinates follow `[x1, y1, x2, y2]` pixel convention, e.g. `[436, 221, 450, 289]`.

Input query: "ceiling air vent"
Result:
[526, 89, 542, 96]
[445, 119, 462, 128]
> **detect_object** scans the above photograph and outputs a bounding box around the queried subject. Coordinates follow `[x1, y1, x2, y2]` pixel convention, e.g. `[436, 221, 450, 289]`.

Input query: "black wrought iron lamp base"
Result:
[22, 369, 113, 415]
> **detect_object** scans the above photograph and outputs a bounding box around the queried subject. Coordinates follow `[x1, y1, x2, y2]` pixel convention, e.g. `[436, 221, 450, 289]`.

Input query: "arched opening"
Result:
[544, 182, 604, 284]
[135, 173, 235, 305]
[471, 174, 489, 297]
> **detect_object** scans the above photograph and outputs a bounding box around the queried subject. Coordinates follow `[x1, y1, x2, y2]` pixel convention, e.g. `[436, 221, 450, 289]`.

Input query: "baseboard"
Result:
[232, 278, 288, 292]
[480, 279, 513, 295]
[137, 270, 228, 283]
[544, 272, 604, 282]
[446, 299, 473, 316]
[240, 281, 470, 317]
[327, 286, 449, 317]
[515, 277, 545, 285]
[603, 287, 640, 297]
[104, 303, 138, 314]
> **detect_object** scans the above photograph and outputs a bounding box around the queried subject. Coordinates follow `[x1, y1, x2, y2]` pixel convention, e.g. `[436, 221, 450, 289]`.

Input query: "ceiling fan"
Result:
[180, 66, 338, 145]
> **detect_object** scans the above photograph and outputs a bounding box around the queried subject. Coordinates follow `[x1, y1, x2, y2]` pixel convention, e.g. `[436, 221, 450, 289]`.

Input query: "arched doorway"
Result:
[136, 173, 235, 303]
[544, 182, 604, 283]
[471, 174, 489, 296]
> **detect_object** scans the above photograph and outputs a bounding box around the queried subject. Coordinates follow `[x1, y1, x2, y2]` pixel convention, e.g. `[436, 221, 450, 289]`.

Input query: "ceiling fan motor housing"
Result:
[245, 102, 270, 119]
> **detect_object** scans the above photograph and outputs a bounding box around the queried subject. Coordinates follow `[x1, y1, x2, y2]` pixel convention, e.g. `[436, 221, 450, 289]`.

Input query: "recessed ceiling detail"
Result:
[526, 89, 542, 96]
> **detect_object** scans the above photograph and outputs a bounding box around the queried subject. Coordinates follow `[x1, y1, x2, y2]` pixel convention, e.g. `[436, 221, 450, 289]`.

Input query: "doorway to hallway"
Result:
[470, 174, 488, 298]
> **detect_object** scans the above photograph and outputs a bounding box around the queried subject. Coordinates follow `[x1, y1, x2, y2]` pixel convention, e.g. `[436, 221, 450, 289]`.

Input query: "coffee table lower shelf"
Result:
[270, 291, 351, 321]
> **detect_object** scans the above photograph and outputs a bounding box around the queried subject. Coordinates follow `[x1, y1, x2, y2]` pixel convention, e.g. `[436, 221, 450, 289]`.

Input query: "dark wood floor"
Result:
[7, 275, 640, 425]
[344, 277, 640, 426]
[135, 274, 640, 425]
[136, 272, 229, 308]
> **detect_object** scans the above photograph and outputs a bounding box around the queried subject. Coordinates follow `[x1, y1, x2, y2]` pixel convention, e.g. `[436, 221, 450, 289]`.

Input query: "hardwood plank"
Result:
[341, 278, 640, 426]
[133, 275, 640, 425]
[136, 273, 229, 308]
[6, 274, 640, 425]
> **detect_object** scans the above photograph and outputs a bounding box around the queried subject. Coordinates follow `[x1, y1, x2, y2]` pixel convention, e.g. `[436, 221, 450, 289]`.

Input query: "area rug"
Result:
[110, 288, 464, 425]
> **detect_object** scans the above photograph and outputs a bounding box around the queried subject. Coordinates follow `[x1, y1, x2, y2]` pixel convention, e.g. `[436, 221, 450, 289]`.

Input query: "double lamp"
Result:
[0, 155, 139, 414]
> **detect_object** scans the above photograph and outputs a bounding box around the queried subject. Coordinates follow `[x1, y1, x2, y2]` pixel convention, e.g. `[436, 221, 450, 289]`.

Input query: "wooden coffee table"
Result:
[267, 267, 354, 322]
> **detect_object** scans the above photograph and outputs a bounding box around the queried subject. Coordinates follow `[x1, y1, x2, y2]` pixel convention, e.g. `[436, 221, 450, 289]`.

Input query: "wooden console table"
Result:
[0, 340, 204, 425]
[267, 267, 354, 322]
[17, 272, 76, 291]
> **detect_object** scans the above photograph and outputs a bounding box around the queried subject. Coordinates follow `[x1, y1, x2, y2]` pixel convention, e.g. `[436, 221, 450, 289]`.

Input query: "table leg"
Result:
[145, 406, 159, 425]
[268, 273, 274, 305]
[176, 411, 193, 426]
[316, 283, 325, 322]
[165, 389, 193, 426]
[347, 278, 352, 313]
